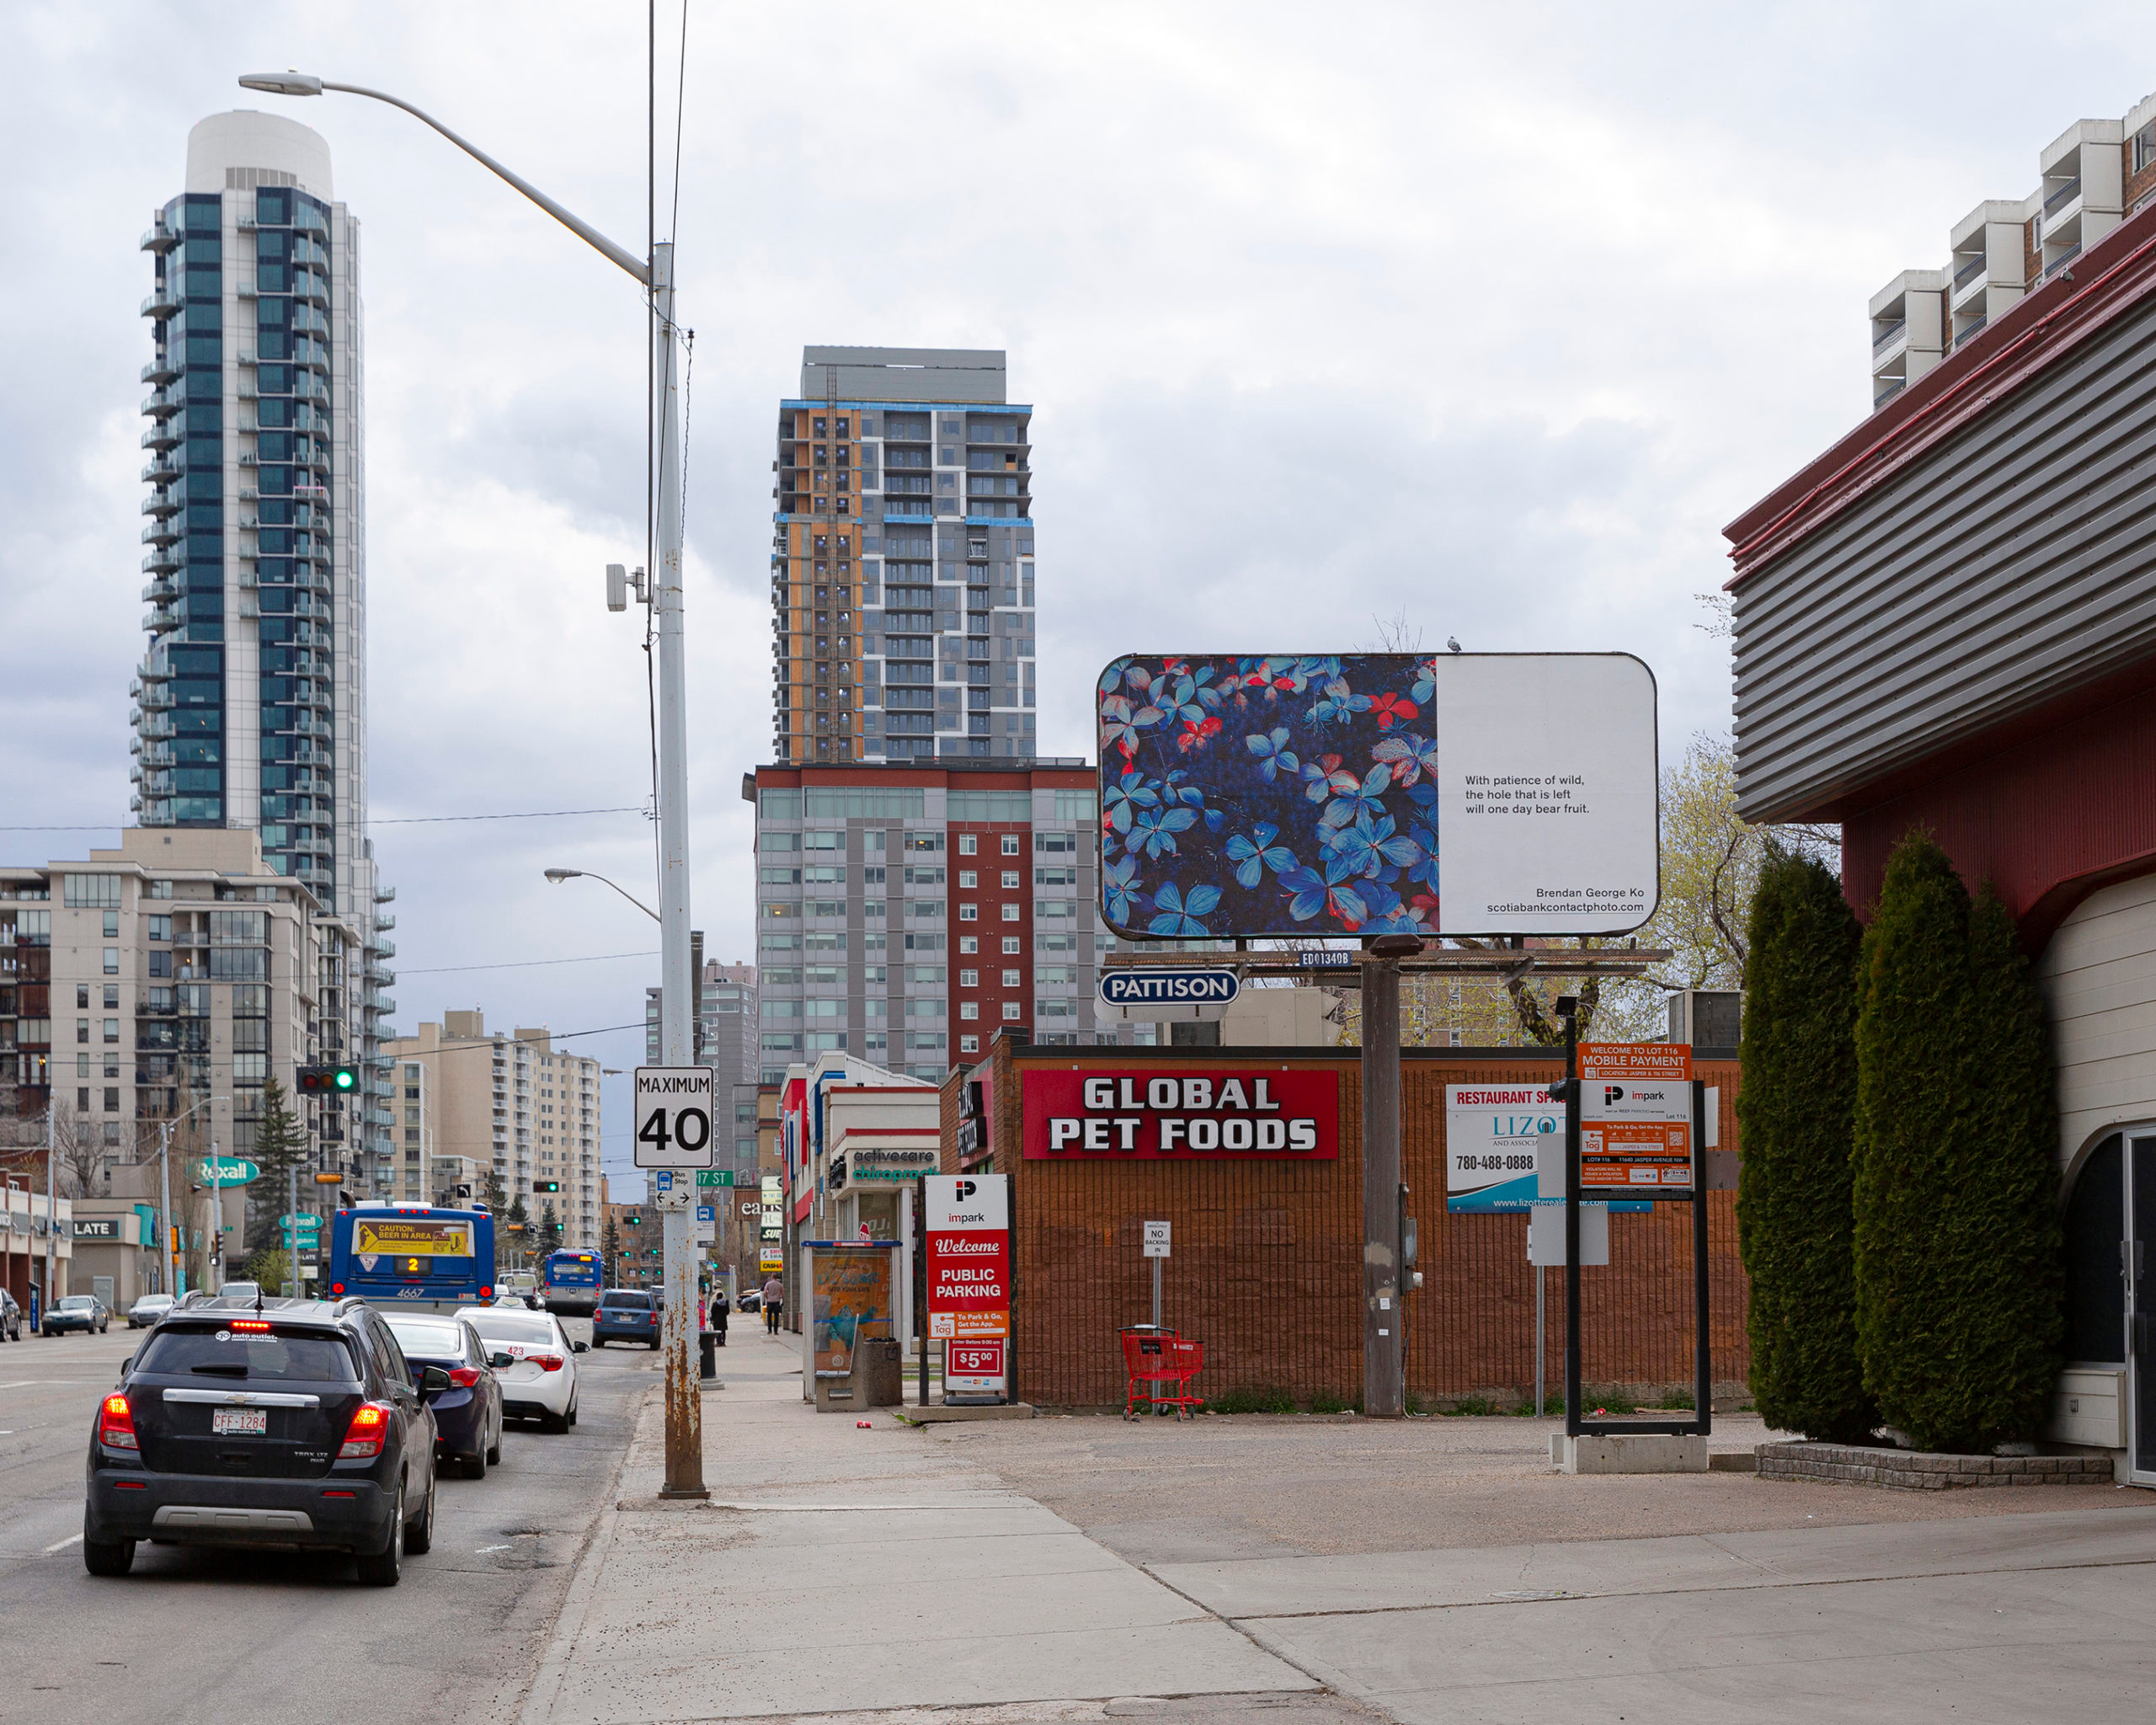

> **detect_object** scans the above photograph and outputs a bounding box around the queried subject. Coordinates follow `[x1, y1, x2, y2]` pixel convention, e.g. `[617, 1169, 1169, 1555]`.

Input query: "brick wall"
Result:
[952, 1041, 1748, 1409]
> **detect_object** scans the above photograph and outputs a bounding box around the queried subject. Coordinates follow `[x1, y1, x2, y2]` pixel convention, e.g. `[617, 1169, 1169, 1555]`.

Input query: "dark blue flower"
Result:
[1147, 881, 1221, 937]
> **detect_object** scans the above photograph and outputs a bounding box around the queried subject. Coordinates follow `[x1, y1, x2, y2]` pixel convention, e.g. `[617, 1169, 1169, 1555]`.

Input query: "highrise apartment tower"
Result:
[132, 112, 395, 1187]
[771, 347, 1037, 764]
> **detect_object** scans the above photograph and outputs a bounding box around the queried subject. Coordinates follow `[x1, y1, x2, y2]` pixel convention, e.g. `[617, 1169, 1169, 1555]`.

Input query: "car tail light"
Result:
[115, 1479, 147, 1491]
[331, 1281, 346, 1296]
[535, 1354, 566, 1372]
[339, 1401, 392, 1460]
[480, 1285, 494, 1300]
[232, 1318, 273, 1332]
[448, 1367, 482, 1388]
[99, 1393, 139, 1451]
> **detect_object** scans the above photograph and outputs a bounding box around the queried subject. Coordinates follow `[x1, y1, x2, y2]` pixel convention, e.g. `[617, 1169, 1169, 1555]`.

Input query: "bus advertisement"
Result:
[328, 1204, 497, 1309]
[539, 1249, 602, 1317]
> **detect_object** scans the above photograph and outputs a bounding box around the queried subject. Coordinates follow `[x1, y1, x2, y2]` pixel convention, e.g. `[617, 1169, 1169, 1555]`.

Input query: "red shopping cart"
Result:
[1119, 1327, 1205, 1420]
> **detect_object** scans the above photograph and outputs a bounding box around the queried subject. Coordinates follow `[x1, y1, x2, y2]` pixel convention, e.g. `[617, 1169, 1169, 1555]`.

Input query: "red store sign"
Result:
[1022, 1068, 1340, 1160]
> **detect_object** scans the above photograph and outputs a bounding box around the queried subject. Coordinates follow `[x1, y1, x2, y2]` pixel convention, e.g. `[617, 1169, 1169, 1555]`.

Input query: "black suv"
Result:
[83, 1299, 442, 1585]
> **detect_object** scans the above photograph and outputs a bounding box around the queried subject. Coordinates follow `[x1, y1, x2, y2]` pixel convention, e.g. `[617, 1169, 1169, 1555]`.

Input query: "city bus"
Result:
[328, 1203, 497, 1310]
[538, 1248, 603, 1318]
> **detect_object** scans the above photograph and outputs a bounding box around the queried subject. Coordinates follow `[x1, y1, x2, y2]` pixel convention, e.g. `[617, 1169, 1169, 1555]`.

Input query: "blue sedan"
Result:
[382, 1312, 504, 1479]
[591, 1288, 659, 1348]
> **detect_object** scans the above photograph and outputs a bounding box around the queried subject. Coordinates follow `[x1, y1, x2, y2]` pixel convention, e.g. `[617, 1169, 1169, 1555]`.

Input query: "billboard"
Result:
[1096, 653, 1657, 938]
[925, 1174, 1010, 1340]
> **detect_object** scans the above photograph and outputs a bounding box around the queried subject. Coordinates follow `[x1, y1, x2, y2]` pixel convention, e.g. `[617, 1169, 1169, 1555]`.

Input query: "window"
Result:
[1002, 936, 1022, 954]
[803, 830, 843, 852]
[63, 873, 122, 909]
[1003, 969, 1022, 986]
[903, 831, 943, 852]
[947, 790, 1030, 820]
[959, 1001, 979, 1020]
[958, 870, 977, 889]
[77, 1018, 90, 1044]
[1001, 1002, 1022, 1021]
[1035, 832, 1077, 854]
[77, 985, 90, 1009]
[104, 985, 119, 1009]
[1001, 904, 1021, 922]
[104, 911, 120, 938]
[1053, 790, 1097, 821]
[958, 936, 978, 953]
[958, 969, 978, 987]
[104, 1018, 120, 1044]
[1002, 835, 1022, 856]
[1001, 871, 1020, 889]
[957, 834, 977, 855]
[104, 948, 120, 975]
[958, 905, 978, 922]
[960, 1035, 979, 1054]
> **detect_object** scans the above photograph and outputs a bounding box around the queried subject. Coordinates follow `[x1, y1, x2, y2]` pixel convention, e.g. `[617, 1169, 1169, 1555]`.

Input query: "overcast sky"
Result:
[4, 3, 2150, 1192]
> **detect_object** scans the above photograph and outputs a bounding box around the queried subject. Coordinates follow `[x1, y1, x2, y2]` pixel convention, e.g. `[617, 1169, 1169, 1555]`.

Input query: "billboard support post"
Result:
[1363, 933, 1421, 1418]
[1561, 1002, 1582, 1439]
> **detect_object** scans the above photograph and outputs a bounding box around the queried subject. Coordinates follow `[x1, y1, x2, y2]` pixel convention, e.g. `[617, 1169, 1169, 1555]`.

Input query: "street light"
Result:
[241, 67, 702, 1498]
[543, 868, 659, 922]
[157, 1095, 228, 1298]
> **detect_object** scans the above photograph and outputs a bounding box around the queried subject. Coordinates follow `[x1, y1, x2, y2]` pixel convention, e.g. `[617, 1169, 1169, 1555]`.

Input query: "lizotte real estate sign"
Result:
[1096, 652, 1657, 940]
[1022, 1069, 1339, 1159]
[923, 1174, 1010, 1340]
[1444, 1082, 1561, 1210]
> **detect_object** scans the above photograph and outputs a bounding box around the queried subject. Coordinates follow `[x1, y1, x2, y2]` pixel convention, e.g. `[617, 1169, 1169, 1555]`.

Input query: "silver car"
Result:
[126, 1293, 176, 1329]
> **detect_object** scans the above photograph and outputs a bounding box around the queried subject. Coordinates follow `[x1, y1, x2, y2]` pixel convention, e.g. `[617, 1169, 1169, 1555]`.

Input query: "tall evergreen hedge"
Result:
[1737, 846, 1874, 1440]
[1852, 832, 2063, 1452]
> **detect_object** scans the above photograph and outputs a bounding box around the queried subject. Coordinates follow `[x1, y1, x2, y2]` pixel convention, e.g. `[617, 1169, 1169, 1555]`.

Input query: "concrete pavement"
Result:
[517, 1331, 1336, 1723]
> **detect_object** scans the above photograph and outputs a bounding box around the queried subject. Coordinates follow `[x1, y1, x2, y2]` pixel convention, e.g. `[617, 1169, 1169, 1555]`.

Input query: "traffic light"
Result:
[626, 1213, 642, 1227]
[533, 1180, 560, 1193]
[297, 1065, 359, 1094]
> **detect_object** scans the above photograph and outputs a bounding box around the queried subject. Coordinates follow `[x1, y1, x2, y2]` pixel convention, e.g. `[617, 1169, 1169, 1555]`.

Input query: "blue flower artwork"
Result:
[1096, 654, 1441, 938]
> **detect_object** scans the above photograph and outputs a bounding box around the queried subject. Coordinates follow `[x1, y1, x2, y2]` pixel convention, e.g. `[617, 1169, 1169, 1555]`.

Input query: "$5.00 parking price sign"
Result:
[633, 1065, 714, 1170]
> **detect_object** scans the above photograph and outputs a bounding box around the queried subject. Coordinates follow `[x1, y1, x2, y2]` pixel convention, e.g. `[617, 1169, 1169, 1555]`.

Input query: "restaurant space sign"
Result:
[1022, 1069, 1339, 1160]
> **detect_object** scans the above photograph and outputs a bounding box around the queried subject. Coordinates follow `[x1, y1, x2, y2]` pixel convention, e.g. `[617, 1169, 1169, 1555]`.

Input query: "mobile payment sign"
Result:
[1579, 1044, 1694, 1193]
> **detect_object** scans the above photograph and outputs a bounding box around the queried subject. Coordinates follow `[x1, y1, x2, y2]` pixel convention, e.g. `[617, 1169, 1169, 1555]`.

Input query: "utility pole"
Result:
[45, 1106, 56, 1314]
[1361, 932, 1422, 1418]
[158, 1119, 175, 1296]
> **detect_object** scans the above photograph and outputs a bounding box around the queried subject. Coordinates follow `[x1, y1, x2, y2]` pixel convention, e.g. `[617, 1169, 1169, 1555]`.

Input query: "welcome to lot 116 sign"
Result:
[1097, 652, 1657, 939]
[1022, 1069, 1339, 1159]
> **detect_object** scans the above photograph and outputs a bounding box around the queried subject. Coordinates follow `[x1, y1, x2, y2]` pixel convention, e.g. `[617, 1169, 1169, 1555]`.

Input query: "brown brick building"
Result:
[943, 1036, 1747, 1412]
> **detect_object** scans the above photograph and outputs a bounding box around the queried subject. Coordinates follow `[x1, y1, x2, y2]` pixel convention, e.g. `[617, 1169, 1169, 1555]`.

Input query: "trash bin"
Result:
[698, 1328, 718, 1380]
[856, 1336, 904, 1408]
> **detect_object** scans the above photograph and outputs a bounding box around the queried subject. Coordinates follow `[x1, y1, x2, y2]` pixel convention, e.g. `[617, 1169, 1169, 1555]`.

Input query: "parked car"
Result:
[43, 1295, 109, 1337]
[455, 1306, 584, 1434]
[735, 1290, 761, 1314]
[0, 1289, 22, 1342]
[590, 1287, 659, 1348]
[83, 1296, 441, 1583]
[382, 1312, 504, 1480]
[216, 1281, 264, 1304]
[127, 1293, 177, 1330]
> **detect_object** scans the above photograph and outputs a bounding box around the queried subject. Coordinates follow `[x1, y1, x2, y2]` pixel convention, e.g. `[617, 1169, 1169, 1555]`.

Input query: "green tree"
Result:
[244, 1246, 291, 1293]
[1736, 846, 1874, 1439]
[1853, 834, 2064, 1451]
[245, 1078, 307, 1244]
[601, 1211, 621, 1284]
[541, 1200, 562, 1249]
[482, 1166, 507, 1215]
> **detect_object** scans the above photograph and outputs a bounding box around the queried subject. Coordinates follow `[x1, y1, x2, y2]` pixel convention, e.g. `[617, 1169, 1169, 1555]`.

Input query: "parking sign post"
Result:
[636, 1065, 714, 1498]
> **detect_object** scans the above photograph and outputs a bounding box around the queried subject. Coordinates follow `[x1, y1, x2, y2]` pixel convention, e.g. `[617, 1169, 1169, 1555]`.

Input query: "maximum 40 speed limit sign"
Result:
[633, 1066, 714, 1170]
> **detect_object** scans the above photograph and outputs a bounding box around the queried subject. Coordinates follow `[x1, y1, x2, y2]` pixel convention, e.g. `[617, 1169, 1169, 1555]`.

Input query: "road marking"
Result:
[43, 1534, 83, 1554]
[477, 1544, 513, 1553]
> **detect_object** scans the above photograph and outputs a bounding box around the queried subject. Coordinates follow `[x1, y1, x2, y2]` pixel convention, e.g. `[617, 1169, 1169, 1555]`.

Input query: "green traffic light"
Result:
[334, 1067, 356, 1091]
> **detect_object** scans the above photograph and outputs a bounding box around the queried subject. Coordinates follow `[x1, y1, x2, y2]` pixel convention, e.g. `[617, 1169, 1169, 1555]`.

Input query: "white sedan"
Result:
[456, 1306, 584, 1434]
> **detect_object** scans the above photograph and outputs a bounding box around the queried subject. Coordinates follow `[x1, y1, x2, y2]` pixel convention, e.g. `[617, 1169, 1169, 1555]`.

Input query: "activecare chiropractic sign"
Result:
[1022, 1069, 1339, 1159]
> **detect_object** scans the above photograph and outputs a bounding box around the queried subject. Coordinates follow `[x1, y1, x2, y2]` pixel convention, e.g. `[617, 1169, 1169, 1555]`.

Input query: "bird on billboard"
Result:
[1447, 636, 1462, 654]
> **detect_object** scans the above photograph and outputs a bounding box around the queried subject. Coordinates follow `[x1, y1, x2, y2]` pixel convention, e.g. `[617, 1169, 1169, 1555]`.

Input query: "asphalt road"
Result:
[0, 1315, 659, 1725]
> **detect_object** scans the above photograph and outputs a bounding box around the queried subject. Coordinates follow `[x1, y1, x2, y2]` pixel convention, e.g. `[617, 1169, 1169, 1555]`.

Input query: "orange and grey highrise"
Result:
[770, 348, 1036, 763]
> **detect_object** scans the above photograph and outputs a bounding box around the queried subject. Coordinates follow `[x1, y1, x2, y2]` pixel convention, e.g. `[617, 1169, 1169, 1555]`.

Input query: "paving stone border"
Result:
[1755, 1440, 2115, 1491]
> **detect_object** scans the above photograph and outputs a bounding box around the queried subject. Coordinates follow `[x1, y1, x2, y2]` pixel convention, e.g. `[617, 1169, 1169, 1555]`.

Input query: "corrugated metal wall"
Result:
[990, 1049, 1749, 1410]
[1732, 291, 2156, 825]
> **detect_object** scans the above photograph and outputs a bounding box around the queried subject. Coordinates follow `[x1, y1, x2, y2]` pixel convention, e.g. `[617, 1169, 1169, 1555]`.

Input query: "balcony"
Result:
[1954, 313, 1988, 349]
[141, 492, 181, 521]
[141, 287, 181, 321]
[141, 387, 183, 420]
[1950, 254, 1987, 306]
[141, 424, 181, 454]
[2043, 175, 2083, 218]
[2044, 243, 2083, 281]
[140, 226, 179, 254]
[141, 456, 181, 487]
[141, 357, 181, 386]
[141, 519, 181, 547]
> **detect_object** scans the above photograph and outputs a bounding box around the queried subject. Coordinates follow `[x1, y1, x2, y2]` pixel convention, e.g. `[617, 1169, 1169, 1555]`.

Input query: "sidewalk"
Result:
[515, 1332, 1344, 1723]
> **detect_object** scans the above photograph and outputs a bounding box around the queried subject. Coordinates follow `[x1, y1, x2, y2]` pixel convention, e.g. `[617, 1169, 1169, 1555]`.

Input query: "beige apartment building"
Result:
[2, 828, 367, 1216]
[385, 1011, 600, 1249]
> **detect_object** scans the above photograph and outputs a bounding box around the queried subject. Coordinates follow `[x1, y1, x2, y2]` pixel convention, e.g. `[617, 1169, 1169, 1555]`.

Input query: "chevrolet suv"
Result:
[83, 1299, 442, 1585]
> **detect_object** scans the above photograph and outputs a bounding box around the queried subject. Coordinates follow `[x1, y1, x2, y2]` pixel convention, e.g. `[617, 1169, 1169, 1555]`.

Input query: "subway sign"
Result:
[1022, 1069, 1338, 1160]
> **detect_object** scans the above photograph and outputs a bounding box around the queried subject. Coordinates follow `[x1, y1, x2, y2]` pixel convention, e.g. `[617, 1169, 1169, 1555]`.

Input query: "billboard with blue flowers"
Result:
[1096, 653, 1659, 941]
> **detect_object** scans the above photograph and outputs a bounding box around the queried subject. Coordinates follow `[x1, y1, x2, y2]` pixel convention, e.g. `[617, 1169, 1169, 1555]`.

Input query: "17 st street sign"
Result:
[633, 1066, 713, 1170]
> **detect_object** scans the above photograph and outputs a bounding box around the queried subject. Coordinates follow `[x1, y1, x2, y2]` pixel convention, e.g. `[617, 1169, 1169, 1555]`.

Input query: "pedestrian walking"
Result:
[761, 1273, 783, 1334]
[709, 1286, 729, 1346]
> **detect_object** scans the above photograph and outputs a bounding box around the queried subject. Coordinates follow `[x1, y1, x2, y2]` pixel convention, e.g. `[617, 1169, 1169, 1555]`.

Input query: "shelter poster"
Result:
[809, 1243, 894, 1377]
[1095, 653, 1657, 939]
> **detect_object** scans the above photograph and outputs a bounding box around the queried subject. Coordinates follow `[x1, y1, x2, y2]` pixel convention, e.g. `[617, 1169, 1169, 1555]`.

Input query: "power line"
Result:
[399, 950, 659, 975]
[370, 807, 645, 825]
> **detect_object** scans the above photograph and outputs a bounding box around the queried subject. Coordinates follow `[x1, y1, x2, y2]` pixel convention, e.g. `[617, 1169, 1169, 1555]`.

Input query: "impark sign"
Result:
[1097, 652, 1658, 939]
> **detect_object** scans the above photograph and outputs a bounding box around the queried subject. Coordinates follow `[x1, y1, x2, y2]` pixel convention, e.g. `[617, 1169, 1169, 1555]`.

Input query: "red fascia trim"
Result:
[1725, 197, 2156, 582]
